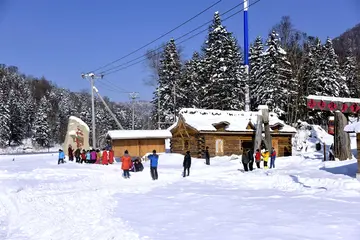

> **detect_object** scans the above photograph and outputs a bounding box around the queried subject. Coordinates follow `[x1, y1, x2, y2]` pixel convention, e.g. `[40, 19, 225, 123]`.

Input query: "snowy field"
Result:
[1, 150, 360, 239]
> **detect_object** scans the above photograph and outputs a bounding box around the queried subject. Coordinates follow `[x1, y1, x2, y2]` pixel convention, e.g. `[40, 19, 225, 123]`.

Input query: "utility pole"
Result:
[129, 92, 139, 130]
[244, 0, 250, 112]
[93, 86, 124, 130]
[157, 86, 161, 130]
[81, 72, 103, 149]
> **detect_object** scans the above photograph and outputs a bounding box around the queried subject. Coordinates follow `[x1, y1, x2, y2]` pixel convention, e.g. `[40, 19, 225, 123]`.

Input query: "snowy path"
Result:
[1, 153, 360, 239]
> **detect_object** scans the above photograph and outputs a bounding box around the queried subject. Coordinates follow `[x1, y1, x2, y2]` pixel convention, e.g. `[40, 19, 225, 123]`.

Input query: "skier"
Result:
[205, 146, 210, 165]
[102, 148, 109, 165]
[262, 149, 270, 169]
[148, 150, 159, 180]
[121, 150, 132, 179]
[68, 145, 74, 161]
[58, 149, 65, 164]
[255, 149, 261, 169]
[241, 149, 250, 171]
[270, 147, 276, 168]
[183, 151, 191, 177]
[247, 149, 254, 171]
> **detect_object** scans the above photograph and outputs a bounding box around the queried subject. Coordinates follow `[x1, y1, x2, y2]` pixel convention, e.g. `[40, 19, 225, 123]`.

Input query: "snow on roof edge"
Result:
[107, 130, 172, 140]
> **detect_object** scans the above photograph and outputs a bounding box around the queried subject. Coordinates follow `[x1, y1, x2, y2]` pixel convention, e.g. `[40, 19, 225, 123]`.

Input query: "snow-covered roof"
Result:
[107, 130, 172, 140]
[307, 95, 360, 103]
[169, 108, 296, 133]
[344, 122, 360, 133]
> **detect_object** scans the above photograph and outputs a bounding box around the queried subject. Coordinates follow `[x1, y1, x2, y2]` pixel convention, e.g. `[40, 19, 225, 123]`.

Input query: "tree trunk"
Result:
[261, 108, 272, 151]
[254, 114, 263, 152]
[334, 111, 352, 160]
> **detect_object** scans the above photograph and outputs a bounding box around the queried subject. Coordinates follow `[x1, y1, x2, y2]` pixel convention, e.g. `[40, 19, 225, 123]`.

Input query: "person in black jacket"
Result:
[247, 149, 254, 171]
[74, 148, 81, 163]
[205, 146, 210, 165]
[242, 149, 250, 171]
[183, 151, 191, 177]
[133, 159, 144, 172]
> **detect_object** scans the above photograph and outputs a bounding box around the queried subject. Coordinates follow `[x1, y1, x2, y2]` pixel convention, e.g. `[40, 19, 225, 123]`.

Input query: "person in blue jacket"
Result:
[58, 149, 65, 164]
[148, 150, 159, 180]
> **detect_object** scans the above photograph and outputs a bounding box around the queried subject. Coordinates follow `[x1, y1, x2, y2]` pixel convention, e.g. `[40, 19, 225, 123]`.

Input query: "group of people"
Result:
[58, 146, 116, 165]
[241, 147, 277, 171]
[120, 149, 157, 180]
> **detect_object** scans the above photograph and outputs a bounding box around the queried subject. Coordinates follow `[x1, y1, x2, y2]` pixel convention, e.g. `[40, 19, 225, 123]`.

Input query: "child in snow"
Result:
[109, 149, 114, 164]
[58, 149, 65, 164]
[148, 150, 159, 180]
[255, 149, 261, 169]
[90, 149, 97, 164]
[102, 148, 109, 165]
[262, 149, 270, 169]
[80, 150, 86, 164]
[121, 150, 132, 179]
[86, 150, 91, 164]
[270, 147, 276, 169]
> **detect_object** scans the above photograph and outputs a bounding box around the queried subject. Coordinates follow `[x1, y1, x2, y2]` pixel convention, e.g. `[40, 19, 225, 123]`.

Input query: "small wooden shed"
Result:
[106, 130, 172, 158]
[169, 108, 296, 158]
[344, 122, 360, 180]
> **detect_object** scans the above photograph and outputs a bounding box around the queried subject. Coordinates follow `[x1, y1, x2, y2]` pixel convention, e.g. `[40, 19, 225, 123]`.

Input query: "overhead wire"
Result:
[87, 0, 223, 74]
[99, 1, 247, 75]
[102, 0, 262, 76]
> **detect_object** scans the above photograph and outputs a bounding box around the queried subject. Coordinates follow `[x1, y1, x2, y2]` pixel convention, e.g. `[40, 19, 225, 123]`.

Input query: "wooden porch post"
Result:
[334, 111, 352, 160]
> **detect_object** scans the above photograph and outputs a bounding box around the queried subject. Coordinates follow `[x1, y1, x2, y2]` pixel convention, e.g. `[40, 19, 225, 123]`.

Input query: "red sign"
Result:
[328, 102, 337, 111]
[341, 103, 348, 112]
[307, 99, 316, 109]
[318, 100, 326, 110]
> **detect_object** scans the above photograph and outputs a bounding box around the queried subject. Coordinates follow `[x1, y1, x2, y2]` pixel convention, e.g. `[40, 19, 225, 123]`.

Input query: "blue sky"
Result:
[0, 0, 359, 102]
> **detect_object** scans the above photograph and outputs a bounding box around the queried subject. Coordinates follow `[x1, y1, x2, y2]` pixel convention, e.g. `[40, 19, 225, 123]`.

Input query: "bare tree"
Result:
[143, 43, 185, 87]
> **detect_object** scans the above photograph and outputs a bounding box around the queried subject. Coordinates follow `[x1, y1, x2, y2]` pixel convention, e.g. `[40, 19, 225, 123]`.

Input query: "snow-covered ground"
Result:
[1, 150, 360, 239]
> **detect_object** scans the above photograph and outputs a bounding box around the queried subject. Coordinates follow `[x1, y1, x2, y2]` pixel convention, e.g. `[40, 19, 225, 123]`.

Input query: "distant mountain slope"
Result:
[333, 23, 360, 63]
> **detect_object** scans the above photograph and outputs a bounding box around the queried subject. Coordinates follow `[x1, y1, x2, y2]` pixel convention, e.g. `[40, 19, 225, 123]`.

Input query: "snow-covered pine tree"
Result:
[341, 49, 360, 98]
[249, 36, 264, 110]
[180, 51, 202, 108]
[151, 38, 182, 128]
[309, 37, 347, 97]
[32, 96, 51, 147]
[0, 88, 11, 146]
[201, 11, 245, 110]
[254, 30, 293, 117]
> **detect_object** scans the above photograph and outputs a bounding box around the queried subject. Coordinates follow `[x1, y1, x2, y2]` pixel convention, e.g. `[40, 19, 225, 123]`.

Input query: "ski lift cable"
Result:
[98, 0, 250, 75]
[87, 0, 223, 74]
[103, 0, 262, 76]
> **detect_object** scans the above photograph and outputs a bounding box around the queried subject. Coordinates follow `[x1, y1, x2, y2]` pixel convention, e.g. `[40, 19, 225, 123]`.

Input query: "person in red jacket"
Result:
[80, 150, 86, 164]
[255, 149, 261, 169]
[121, 150, 132, 179]
[109, 149, 114, 164]
[102, 149, 109, 165]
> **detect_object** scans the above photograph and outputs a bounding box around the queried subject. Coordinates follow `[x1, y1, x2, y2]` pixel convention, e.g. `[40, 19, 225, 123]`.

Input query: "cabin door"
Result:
[215, 139, 224, 156]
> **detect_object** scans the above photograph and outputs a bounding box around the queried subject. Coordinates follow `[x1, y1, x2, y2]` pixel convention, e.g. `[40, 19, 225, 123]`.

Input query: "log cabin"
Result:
[106, 130, 172, 158]
[169, 108, 296, 158]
